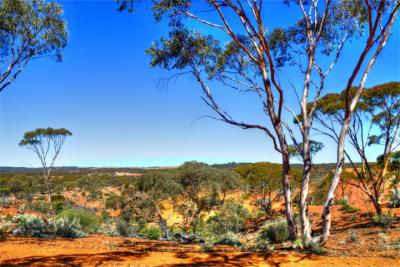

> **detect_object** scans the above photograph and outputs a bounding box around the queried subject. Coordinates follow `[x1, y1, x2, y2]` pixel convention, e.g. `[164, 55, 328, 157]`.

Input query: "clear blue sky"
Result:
[0, 1, 399, 167]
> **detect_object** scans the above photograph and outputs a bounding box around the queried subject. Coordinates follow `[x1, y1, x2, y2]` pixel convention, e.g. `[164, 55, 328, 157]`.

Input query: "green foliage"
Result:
[258, 218, 289, 244]
[306, 241, 326, 255]
[213, 231, 241, 246]
[12, 214, 47, 236]
[339, 203, 359, 213]
[388, 188, 400, 208]
[140, 226, 161, 240]
[55, 217, 87, 238]
[26, 200, 49, 214]
[57, 208, 100, 233]
[373, 213, 395, 229]
[206, 201, 249, 235]
[0, 0, 68, 92]
[105, 193, 126, 209]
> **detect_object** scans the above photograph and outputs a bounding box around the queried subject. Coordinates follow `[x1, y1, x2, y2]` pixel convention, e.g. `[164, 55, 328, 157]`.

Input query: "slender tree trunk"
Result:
[300, 135, 312, 244]
[280, 141, 296, 240]
[318, 117, 349, 245]
[155, 203, 170, 240]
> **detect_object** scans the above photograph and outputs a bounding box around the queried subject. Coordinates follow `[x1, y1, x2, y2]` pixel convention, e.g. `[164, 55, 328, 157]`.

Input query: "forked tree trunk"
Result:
[155, 203, 170, 240]
[317, 6, 399, 244]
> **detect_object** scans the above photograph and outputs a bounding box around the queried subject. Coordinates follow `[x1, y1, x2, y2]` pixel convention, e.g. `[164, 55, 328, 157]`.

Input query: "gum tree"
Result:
[313, 82, 400, 217]
[120, 0, 399, 244]
[19, 127, 72, 214]
[0, 0, 67, 93]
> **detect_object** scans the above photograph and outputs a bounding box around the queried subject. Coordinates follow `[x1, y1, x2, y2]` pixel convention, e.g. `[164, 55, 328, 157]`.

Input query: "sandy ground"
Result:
[1, 235, 400, 267]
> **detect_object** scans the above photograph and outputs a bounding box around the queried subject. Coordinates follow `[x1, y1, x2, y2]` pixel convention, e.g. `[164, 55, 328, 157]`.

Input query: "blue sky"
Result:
[0, 1, 399, 167]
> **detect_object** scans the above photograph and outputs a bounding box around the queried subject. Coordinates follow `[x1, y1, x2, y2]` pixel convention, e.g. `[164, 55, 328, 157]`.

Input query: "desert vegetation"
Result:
[1, 0, 399, 266]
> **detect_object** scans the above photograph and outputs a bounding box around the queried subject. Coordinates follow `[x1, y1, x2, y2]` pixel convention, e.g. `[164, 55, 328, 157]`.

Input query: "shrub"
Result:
[0, 197, 11, 207]
[388, 188, 400, 208]
[52, 200, 73, 214]
[258, 218, 289, 244]
[307, 241, 326, 255]
[105, 194, 125, 209]
[55, 217, 87, 238]
[57, 208, 100, 233]
[347, 229, 359, 243]
[26, 200, 49, 214]
[116, 219, 130, 237]
[51, 194, 65, 202]
[206, 201, 249, 235]
[214, 231, 241, 246]
[141, 226, 161, 240]
[339, 203, 359, 213]
[373, 213, 395, 228]
[12, 214, 47, 236]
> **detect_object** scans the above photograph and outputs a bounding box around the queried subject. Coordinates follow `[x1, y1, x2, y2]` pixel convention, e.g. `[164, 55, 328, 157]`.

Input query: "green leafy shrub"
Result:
[105, 194, 126, 209]
[206, 201, 249, 235]
[140, 226, 161, 240]
[12, 214, 47, 236]
[0, 197, 11, 207]
[307, 241, 326, 255]
[257, 218, 289, 244]
[57, 208, 100, 233]
[373, 213, 395, 228]
[55, 217, 87, 238]
[388, 188, 400, 208]
[339, 203, 359, 213]
[26, 200, 49, 213]
[214, 231, 241, 246]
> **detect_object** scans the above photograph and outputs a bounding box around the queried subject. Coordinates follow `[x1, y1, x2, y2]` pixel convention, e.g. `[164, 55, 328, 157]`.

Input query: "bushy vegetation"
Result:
[388, 188, 400, 208]
[55, 217, 87, 238]
[339, 203, 359, 214]
[57, 208, 100, 233]
[257, 218, 289, 244]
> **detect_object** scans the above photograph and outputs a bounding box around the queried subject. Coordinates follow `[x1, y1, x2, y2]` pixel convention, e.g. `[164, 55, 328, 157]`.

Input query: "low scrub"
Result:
[140, 226, 161, 240]
[388, 188, 400, 208]
[55, 217, 87, 238]
[12, 214, 48, 237]
[57, 208, 100, 233]
[339, 203, 359, 213]
[257, 218, 289, 244]
[373, 213, 395, 229]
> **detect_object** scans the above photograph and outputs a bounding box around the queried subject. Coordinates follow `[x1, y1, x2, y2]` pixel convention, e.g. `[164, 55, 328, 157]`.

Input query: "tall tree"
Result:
[19, 127, 72, 215]
[120, 0, 399, 244]
[313, 82, 400, 217]
[316, 2, 399, 244]
[0, 0, 67, 93]
[136, 170, 180, 240]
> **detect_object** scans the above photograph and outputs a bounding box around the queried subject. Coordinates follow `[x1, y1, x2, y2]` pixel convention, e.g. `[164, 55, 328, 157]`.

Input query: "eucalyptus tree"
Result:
[120, 0, 399, 244]
[136, 170, 180, 240]
[19, 127, 72, 214]
[0, 0, 67, 93]
[174, 162, 240, 234]
[313, 82, 400, 217]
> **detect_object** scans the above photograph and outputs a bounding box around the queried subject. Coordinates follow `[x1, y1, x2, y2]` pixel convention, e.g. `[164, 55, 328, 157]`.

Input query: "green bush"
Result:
[55, 217, 87, 238]
[339, 203, 359, 213]
[51, 194, 65, 202]
[214, 231, 241, 246]
[105, 194, 125, 209]
[388, 188, 400, 208]
[141, 226, 161, 240]
[0, 197, 11, 207]
[12, 214, 47, 236]
[307, 241, 326, 255]
[116, 219, 131, 236]
[57, 208, 100, 233]
[206, 201, 249, 235]
[257, 218, 289, 244]
[26, 200, 49, 213]
[373, 213, 395, 228]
